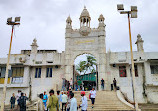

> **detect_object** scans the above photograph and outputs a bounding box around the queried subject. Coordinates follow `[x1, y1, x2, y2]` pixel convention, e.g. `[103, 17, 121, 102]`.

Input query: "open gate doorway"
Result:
[73, 54, 98, 91]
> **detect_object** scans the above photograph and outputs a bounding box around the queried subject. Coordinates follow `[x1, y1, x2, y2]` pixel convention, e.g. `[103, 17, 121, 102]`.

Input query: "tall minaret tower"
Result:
[98, 14, 106, 52]
[65, 16, 72, 52]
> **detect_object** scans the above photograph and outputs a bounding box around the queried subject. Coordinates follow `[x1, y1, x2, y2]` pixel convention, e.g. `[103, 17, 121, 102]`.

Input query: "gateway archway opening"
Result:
[73, 54, 98, 91]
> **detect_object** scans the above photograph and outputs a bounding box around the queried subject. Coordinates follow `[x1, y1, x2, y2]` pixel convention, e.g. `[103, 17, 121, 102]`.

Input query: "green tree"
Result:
[76, 55, 97, 75]
[76, 61, 86, 74]
[84, 55, 96, 73]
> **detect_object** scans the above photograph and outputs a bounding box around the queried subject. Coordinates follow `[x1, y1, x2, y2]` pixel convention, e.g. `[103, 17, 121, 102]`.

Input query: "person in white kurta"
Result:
[70, 93, 77, 111]
[80, 91, 88, 111]
[16, 90, 21, 110]
[61, 92, 67, 111]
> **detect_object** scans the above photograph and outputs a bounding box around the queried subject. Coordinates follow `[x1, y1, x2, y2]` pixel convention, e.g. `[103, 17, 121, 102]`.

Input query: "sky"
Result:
[0, 0, 158, 58]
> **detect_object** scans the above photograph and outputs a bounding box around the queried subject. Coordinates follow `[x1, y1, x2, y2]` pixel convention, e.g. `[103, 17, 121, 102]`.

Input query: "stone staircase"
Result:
[4, 91, 134, 111]
[3, 91, 158, 111]
[74, 91, 134, 111]
[21, 91, 134, 111]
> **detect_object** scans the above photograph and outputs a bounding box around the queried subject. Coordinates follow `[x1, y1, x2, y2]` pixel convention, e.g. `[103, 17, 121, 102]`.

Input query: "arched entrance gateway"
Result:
[64, 6, 107, 90]
[74, 54, 98, 91]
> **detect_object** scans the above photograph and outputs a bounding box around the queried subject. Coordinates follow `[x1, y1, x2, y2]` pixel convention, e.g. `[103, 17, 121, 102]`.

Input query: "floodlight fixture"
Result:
[131, 11, 137, 18]
[15, 17, 20, 22]
[131, 6, 137, 11]
[117, 4, 124, 11]
[131, 6, 138, 18]
[7, 17, 12, 23]
[7, 17, 20, 25]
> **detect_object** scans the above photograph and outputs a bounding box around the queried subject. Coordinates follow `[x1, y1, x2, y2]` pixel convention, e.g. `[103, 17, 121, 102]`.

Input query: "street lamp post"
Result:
[117, 4, 139, 111]
[1, 17, 20, 111]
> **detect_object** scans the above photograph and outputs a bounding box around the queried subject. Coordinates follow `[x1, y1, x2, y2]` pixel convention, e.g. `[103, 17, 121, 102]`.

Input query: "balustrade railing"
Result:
[11, 77, 23, 84]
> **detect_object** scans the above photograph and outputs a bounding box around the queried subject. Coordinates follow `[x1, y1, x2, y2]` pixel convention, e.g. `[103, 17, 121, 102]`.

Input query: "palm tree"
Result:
[85, 55, 97, 74]
[75, 55, 97, 75]
[76, 61, 86, 74]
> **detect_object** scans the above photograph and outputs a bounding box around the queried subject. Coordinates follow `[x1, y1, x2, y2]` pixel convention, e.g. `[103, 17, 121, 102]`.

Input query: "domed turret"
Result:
[66, 15, 72, 29]
[79, 6, 91, 28]
[66, 16, 72, 25]
[98, 14, 105, 30]
[98, 14, 105, 23]
[80, 6, 90, 18]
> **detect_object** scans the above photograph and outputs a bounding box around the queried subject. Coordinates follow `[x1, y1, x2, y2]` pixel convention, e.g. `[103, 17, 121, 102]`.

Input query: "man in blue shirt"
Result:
[43, 91, 48, 110]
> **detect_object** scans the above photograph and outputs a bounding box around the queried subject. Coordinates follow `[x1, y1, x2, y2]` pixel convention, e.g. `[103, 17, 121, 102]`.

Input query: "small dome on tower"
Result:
[98, 14, 105, 30]
[79, 6, 91, 29]
[66, 15, 72, 28]
[98, 14, 105, 21]
[66, 16, 72, 23]
[80, 6, 90, 18]
[31, 38, 38, 46]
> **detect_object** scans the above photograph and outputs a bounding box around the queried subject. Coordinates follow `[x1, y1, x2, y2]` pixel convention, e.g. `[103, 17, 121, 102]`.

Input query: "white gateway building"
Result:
[0, 7, 158, 105]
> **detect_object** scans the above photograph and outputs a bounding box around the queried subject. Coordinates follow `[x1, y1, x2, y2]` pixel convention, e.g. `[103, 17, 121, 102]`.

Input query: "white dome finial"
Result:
[80, 6, 90, 18]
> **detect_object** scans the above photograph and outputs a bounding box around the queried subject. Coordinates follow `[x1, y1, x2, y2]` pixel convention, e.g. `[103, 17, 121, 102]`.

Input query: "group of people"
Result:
[62, 78, 73, 91]
[37, 88, 96, 111]
[10, 77, 117, 111]
[10, 90, 29, 111]
[101, 78, 117, 91]
[62, 78, 83, 91]
[63, 77, 117, 92]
